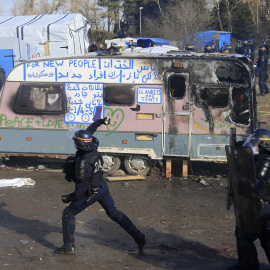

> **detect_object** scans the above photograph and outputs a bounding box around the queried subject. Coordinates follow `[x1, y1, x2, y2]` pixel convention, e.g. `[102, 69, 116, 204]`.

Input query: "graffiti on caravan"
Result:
[22, 59, 162, 84]
[65, 83, 104, 124]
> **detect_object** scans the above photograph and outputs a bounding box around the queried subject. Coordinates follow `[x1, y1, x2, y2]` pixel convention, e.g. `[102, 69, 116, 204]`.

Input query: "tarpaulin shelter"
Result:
[193, 30, 231, 51]
[136, 38, 171, 48]
[0, 14, 90, 57]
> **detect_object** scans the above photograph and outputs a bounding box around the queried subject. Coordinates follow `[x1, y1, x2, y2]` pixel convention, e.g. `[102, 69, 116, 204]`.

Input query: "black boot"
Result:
[227, 261, 246, 270]
[54, 243, 75, 255]
[126, 224, 146, 253]
[110, 210, 146, 252]
[134, 232, 146, 253]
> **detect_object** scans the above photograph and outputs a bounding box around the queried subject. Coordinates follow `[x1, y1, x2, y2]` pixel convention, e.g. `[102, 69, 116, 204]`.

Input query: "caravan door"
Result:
[163, 72, 190, 157]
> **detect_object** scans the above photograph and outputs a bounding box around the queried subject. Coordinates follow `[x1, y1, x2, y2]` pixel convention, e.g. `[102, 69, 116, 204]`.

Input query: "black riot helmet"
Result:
[72, 129, 99, 151]
[243, 129, 270, 151]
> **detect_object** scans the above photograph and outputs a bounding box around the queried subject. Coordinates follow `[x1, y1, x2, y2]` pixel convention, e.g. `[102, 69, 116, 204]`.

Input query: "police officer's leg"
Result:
[259, 208, 270, 263]
[62, 208, 76, 245]
[233, 227, 259, 270]
[264, 71, 269, 93]
[259, 228, 270, 263]
[55, 207, 76, 254]
[98, 182, 145, 252]
[259, 70, 266, 96]
[55, 199, 87, 255]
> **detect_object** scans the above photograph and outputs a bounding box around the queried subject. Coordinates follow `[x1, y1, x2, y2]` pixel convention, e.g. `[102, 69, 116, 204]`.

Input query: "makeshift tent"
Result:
[0, 14, 90, 57]
[136, 38, 171, 48]
[193, 31, 231, 51]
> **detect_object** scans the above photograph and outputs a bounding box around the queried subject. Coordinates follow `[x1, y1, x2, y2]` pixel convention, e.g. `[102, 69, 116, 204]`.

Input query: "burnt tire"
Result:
[102, 155, 121, 175]
[123, 156, 151, 176]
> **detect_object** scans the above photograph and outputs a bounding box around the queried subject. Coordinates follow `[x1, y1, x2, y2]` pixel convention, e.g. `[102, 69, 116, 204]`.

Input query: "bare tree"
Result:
[38, 0, 67, 14]
[145, 0, 209, 48]
[212, 0, 224, 31]
[75, 0, 106, 30]
[10, 0, 68, 15]
[224, 0, 242, 32]
[11, 0, 37, 15]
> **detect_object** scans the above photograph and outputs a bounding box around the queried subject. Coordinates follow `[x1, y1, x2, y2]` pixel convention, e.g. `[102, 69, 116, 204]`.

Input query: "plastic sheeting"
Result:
[0, 14, 90, 56]
[0, 178, 35, 187]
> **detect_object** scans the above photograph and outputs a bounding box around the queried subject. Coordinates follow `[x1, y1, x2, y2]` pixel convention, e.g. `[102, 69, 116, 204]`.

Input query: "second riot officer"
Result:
[257, 39, 270, 96]
[227, 129, 270, 270]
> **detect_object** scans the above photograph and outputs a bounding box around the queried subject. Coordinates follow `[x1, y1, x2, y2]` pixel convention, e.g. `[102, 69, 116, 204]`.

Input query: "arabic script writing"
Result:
[65, 83, 104, 124]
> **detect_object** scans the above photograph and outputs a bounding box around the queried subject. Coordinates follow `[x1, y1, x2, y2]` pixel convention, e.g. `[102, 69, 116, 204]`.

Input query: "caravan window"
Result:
[104, 85, 135, 106]
[198, 87, 229, 108]
[168, 74, 186, 99]
[14, 83, 64, 114]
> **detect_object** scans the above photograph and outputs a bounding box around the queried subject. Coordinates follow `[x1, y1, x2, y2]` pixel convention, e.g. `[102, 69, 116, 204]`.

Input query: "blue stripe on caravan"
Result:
[23, 63, 26, 81]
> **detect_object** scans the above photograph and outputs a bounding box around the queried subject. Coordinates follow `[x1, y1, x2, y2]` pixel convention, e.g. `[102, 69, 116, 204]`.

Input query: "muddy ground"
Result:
[0, 84, 270, 270]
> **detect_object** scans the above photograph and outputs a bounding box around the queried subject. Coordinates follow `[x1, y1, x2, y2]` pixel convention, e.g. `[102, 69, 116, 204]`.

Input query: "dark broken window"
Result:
[199, 88, 229, 108]
[230, 87, 250, 125]
[216, 65, 247, 84]
[14, 83, 64, 114]
[104, 84, 135, 106]
[169, 74, 186, 99]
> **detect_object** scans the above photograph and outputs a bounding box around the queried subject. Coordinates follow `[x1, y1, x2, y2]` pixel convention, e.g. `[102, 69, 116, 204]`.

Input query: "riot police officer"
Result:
[246, 39, 255, 63]
[185, 44, 196, 52]
[220, 41, 231, 53]
[257, 39, 269, 96]
[55, 118, 146, 255]
[204, 43, 212, 53]
[204, 40, 216, 53]
[235, 40, 244, 55]
[228, 129, 270, 270]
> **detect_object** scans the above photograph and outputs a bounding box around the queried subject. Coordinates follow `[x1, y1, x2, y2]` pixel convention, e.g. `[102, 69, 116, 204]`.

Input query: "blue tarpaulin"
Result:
[136, 38, 171, 48]
[194, 31, 231, 50]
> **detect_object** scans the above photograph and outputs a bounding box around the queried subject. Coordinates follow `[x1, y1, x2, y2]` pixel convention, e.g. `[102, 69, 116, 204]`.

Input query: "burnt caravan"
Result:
[0, 48, 256, 175]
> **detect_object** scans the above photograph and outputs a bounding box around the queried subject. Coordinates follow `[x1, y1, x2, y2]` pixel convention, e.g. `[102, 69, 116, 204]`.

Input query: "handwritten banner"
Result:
[64, 83, 104, 124]
[8, 58, 163, 84]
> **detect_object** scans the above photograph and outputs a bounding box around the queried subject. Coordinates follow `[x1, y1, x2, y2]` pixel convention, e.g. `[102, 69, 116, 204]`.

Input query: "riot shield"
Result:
[225, 146, 261, 234]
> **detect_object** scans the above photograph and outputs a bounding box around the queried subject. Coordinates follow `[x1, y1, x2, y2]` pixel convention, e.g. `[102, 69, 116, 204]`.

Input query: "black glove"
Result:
[61, 195, 71, 204]
[100, 117, 110, 125]
[63, 156, 76, 182]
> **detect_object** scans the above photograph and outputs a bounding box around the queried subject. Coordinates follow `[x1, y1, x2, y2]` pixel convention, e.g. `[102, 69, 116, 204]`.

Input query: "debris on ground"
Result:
[0, 178, 35, 187]
[106, 175, 145, 181]
[192, 178, 209, 186]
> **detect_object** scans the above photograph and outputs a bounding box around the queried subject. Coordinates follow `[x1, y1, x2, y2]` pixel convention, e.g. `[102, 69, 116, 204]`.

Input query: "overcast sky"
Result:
[2, 0, 13, 16]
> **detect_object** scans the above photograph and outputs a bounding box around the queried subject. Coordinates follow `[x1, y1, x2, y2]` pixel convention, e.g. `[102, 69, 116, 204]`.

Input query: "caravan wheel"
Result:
[124, 156, 151, 176]
[102, 155, 121, 175]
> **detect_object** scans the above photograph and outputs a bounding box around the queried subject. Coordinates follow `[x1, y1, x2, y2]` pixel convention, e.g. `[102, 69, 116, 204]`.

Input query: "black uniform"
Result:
[55, 119, 146, 255]
[88, 42, 98, 52]
[107, 42, 119, 53]
[257, 42, 270, 96]
[220, 42, 230, 53]
[245, 40, 255, 62]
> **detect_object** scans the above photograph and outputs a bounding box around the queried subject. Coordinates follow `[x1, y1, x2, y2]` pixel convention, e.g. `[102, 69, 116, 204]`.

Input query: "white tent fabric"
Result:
[0, 14, 90, 56]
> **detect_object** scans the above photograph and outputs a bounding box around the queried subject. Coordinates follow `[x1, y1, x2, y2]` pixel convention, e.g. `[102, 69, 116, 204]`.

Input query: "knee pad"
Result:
[108, 209, 123, 222]
[63, 207, 71, 219]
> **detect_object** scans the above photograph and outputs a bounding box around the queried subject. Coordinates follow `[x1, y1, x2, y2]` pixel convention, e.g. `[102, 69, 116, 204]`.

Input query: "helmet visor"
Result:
[243, 134, 261, 148]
